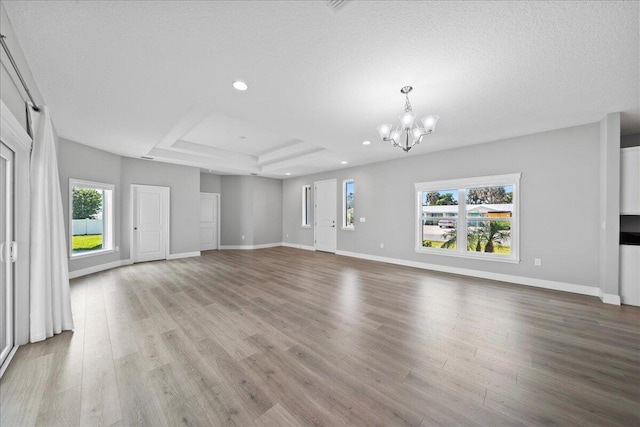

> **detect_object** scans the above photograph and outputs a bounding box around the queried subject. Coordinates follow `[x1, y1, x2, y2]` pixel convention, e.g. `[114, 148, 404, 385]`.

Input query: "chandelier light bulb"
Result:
[411, 127, 425, 141]
[377, 124, 392, 140]
[422, 115, 440, 132]
[399, 111, 417, 130]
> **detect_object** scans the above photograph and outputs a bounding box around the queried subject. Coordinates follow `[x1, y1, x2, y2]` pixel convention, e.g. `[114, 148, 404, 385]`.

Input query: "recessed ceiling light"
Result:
[362, 140, 371, 145]
[341, 161, 348, 164]
[285, 172, 291, 176]
[233, 81, 248, 91]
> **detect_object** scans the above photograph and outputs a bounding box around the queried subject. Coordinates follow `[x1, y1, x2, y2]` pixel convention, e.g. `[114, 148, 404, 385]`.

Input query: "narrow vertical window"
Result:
[302, 185, 311, 227]
[69, 179, 114, 258]
[343, 179, 355, 229]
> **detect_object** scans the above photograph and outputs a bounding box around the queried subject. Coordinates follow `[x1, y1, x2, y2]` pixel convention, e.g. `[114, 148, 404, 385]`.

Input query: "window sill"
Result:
[415, 248, 520, 264]
[70, 248, 115, 260]
[341, 227, 355, 231]
[301, 225, 311, 228]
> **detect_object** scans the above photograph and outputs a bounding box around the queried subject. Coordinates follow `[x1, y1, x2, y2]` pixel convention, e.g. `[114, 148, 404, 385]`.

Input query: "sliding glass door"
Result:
[0, 142, 14, 368]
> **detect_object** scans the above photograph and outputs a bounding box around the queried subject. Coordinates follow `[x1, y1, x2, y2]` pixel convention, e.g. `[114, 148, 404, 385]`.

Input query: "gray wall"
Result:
[220, 176, 255, 246]
[57, 140, 202, 270]
[220, 175, 282, 246]
[253, 177, 283, 245]
[0, 3, 44, 130]
[121, 158, 200, 258]
[283, 122, 602, 289]
[200, 172, 222, 193]
[621, 133, 640, 148]
[58, 138, 122, 271]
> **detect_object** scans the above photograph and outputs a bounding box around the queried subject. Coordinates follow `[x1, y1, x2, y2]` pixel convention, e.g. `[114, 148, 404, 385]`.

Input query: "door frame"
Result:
[199, 192, 220, 251]
[130, 184, 170, 263]
[0, 100, 31, 372]
[0, 143, 15, 374]
[313, 178, 337, 253]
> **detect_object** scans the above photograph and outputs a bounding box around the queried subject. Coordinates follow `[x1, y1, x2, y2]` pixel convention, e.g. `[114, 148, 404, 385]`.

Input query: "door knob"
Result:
[134, 227, 138, 230]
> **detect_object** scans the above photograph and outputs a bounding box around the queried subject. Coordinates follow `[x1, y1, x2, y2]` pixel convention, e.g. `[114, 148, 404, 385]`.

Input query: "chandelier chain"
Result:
[404, 94, 412, 112]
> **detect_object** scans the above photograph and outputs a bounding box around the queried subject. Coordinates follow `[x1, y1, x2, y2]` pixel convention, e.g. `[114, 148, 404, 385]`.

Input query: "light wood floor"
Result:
[1, 247, 639, 426]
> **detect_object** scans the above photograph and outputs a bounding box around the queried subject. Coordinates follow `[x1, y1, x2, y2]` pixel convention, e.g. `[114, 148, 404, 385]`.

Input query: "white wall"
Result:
[283, 122, 603, 293]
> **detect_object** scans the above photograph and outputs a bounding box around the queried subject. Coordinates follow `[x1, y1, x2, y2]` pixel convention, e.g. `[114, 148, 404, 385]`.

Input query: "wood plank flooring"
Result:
[1, 247, 639, 426]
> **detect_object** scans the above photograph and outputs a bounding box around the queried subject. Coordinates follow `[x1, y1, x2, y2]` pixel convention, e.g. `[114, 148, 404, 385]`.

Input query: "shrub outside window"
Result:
[69, 179, 114, 258]
[415, 174, 520, 263]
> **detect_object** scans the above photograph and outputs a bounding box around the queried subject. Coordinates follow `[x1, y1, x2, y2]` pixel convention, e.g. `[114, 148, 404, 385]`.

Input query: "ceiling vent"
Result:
[325, 0, 351, 13]
[140, 156, 154, 160]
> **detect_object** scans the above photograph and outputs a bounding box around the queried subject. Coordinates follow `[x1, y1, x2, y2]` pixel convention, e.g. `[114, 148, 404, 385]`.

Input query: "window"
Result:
[302, 185, 311, 227]
[343, 179, 355, 229]
[421, 189, 458, 250]
[69, 179, 114, 258]
[415, 173, 520, 262]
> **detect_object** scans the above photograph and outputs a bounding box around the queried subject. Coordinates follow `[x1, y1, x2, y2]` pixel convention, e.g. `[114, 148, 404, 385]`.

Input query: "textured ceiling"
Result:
[3, 0, 639, 177]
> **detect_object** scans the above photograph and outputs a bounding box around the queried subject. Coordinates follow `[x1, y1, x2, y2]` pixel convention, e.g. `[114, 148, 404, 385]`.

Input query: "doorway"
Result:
[131, 185, 170, 263]
[314, 179, 337, 253]
[0, 142, 14, 370]
[200, 192, 219, 251]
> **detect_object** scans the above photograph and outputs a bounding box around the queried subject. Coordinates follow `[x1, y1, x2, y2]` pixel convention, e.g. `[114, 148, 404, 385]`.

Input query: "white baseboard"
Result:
[282, 242, 315, 251]
[599, 290, 621, 305]
[167, 251, 201, 260]
[69, 260, 125, 279]
[69, 252, 200, 279]
[220, 242, 283, 250]
[335, 250, 602, 299]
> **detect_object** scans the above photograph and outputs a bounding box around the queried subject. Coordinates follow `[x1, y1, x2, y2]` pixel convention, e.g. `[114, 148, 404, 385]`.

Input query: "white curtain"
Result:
[28, 105, 73, 342]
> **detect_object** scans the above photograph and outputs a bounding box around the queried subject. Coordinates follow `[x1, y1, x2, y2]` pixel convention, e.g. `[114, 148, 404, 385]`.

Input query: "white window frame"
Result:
[415, 173, 521, 263]
[69, 178, 115, 259]
[301, 185, 311, 228]
[342, 179, 355, 230]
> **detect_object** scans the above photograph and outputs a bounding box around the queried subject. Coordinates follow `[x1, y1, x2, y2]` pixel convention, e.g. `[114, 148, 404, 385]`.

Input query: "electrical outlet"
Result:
[380, 243, 384, 249]
[116, 246, 119, 252]
[242, 235, 245, 240]
[286, 234, 289, 238]
[534, 258, 541, 266]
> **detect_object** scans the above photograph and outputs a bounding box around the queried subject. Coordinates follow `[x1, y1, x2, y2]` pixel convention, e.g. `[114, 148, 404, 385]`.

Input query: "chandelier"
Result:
[377, 86, 439, 152]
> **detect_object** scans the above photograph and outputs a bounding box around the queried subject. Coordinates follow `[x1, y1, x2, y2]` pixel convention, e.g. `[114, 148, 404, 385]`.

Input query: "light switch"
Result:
[359, 217, 366, 223]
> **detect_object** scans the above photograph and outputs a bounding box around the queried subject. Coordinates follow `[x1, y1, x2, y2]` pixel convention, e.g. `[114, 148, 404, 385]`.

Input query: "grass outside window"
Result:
[72, 234, 103, 252]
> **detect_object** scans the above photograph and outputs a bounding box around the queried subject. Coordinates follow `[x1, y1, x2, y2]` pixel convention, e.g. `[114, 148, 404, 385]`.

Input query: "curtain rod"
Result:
[0, 34, 40, 112]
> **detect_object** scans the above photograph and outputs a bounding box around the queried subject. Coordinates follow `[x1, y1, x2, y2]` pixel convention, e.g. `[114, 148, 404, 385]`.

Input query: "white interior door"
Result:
[0, 142, 14, 369]
[200, 193, 219, 251]
[314, 179, 337, 253]
[132, 185, 169, 263]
